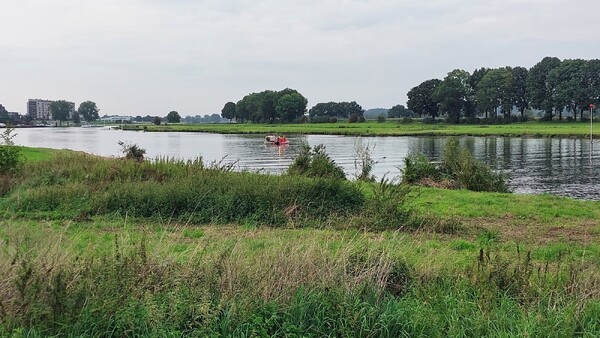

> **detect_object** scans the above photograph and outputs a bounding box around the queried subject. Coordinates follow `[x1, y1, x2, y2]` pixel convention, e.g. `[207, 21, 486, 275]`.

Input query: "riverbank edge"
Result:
[121, 122, 599, 139]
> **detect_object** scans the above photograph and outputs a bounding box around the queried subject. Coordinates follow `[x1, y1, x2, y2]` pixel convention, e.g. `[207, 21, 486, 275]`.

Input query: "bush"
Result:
[401, 154, 442, 184]
[401, 139, 508, 193]
[421, 116, 438, 124]
[287, 143, 346, 180]
[353, 140, 377, 182]
[348, 113, 359, 123]
[118, 141, 146, 162]
[0, 126, 23, 174]
[377, 115, 386, 123]
[310, 115, 331, 124]
[441, 139, 508, 192]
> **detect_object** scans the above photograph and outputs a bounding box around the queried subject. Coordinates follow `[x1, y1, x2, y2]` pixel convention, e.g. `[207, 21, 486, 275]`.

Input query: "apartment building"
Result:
[27, 99, 75, 120]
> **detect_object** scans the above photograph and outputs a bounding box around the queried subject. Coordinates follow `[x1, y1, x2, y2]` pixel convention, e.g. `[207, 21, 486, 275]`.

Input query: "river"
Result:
[7, 126, 600, 200]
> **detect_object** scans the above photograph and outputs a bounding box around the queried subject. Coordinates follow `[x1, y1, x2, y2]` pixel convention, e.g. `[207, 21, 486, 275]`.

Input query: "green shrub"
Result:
[401, 139, 508, 193]
[0, 126, 23, 174]
[441, 139, 508, 192]
[401, 154, 442, 184]
[118, 141, 146, 162]
[287, 143, 346, 180]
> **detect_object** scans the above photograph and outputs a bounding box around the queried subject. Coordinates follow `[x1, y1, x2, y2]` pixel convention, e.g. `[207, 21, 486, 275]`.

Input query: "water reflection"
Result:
[7, 127, 600, 200]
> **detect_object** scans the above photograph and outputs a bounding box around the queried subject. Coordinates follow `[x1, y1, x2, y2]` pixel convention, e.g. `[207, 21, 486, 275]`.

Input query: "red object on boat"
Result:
[265, 135, 289, 145]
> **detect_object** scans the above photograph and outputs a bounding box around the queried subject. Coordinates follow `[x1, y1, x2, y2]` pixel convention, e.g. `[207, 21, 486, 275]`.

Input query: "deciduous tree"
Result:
[77, 101, 100, 122]
[407, 79, 441, 119]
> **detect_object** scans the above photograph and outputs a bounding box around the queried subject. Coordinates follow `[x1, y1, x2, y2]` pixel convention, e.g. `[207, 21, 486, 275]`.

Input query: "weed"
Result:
[287, 142, 346, 180]
[118, 141, 146, 162]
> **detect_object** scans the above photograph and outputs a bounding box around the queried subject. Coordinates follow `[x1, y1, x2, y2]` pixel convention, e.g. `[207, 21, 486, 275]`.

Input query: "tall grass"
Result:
[402, 139, 509, 192]
[2, 153, 365, 226]
[0, 225, 598, 337]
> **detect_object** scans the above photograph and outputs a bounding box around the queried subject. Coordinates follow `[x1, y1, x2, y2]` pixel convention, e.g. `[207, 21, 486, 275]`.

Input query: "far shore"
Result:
[120, 120, 599, 138]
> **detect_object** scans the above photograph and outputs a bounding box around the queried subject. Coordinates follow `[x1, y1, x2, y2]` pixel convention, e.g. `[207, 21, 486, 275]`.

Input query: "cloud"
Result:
[1, 0, 599, 115]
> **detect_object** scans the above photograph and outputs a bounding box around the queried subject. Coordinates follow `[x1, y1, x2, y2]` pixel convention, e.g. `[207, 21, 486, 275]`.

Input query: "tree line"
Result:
[221, 88, 309, 123]
[407, 57, 600, 123]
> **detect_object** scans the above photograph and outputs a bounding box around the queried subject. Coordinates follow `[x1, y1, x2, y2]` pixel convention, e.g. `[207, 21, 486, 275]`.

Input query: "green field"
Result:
[0, 147, 598, 336]
[122, 120, 598, 138]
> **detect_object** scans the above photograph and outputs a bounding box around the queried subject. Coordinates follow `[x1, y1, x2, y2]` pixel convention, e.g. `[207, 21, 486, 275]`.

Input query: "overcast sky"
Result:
[1, 0, 599, 116]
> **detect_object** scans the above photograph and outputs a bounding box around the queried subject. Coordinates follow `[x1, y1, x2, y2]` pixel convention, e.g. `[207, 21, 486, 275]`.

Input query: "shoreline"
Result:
[120, 121, 599, 139]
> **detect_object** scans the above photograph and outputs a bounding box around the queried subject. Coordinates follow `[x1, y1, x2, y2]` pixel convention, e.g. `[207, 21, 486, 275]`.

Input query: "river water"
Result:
[7, 127, 600, 200]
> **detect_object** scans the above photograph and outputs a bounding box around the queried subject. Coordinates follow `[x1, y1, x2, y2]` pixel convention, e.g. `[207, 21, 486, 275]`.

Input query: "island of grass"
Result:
[0, 147, 598, 336]
[122, 120, 598, 138]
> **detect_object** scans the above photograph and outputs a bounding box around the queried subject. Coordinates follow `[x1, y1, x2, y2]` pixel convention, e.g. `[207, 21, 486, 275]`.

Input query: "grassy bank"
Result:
[0, 148, 598, 336]
[1, 219, 598, 337]
[122, 121, 597, 138]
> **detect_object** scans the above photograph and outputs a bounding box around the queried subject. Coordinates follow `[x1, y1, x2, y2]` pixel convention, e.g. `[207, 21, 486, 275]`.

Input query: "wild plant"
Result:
[0, 126, 23, 174]
[118, 141, 146, 162]
[353, 139, 380, 182]
[287, 142, 346, 180]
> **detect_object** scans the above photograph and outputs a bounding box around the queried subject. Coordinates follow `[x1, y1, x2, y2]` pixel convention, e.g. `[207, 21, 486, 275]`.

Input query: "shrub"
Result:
[401, 139, 508, 193]
[401, 154, 442, 184]
[118, 141, 146, 162]
[310, 116, 331, 124]
[348, 113, 359, 123]
[441, 139, 508, 192]
[353, 140, 377, 182]
[287, 143, 346, 180]
[0, 126, 23, 174]
[377, 115, 386, 123]
[421, 116, 437, 124]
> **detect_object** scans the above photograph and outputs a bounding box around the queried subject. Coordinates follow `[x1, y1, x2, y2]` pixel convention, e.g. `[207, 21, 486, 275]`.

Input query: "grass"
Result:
[0, 147, 599, 336]
[20, 147, 70, 162]
[0, 219, 598, 336]
[122, 120, 599, 138]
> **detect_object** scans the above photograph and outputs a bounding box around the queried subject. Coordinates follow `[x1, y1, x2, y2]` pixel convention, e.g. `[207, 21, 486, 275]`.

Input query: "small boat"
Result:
[265, 135, 289, 145]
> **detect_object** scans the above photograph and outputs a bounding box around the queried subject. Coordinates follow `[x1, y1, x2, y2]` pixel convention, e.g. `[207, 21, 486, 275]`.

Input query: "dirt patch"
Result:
[461, 216, 600, 245]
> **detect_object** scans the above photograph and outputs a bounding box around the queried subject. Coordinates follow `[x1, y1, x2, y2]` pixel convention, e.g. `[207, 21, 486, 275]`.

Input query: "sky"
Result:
[1, 0, 600, 117]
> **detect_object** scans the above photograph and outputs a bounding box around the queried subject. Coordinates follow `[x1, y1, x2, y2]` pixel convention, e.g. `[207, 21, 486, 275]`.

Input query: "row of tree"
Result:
[407, 57, 600, 123]
[221, 88, 308, 123]
[49, 100, 100, 124]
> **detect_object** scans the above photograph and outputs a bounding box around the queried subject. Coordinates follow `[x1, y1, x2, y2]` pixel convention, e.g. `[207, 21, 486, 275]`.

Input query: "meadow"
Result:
[122, 120, 597, 138]
[0, 147, 598, 336]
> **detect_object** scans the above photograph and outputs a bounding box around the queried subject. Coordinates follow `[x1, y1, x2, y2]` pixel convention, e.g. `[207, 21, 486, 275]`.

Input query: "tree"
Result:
[221, 102, 236, 121]
[49, 100, 74, 126]
[475, 67, 514, 119]
[78, 101, 100, 122]
[72, 112, 81, 124]
[527, 56, 561, 119]
[309, 101, 363, 119]
[387, 104, 414, 118]
[511, 67, 529, 117]
[548, 59, 588, 121]
[166, 111, 181, 123]
[153, 116, 162, 125]
[433, 70, 472, 123]
[407, 79, 441, 119]
[276, 93, 308, 122]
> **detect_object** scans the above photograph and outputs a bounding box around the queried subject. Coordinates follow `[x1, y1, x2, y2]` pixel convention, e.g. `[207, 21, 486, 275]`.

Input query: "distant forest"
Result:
[220, 57, 599, 124]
